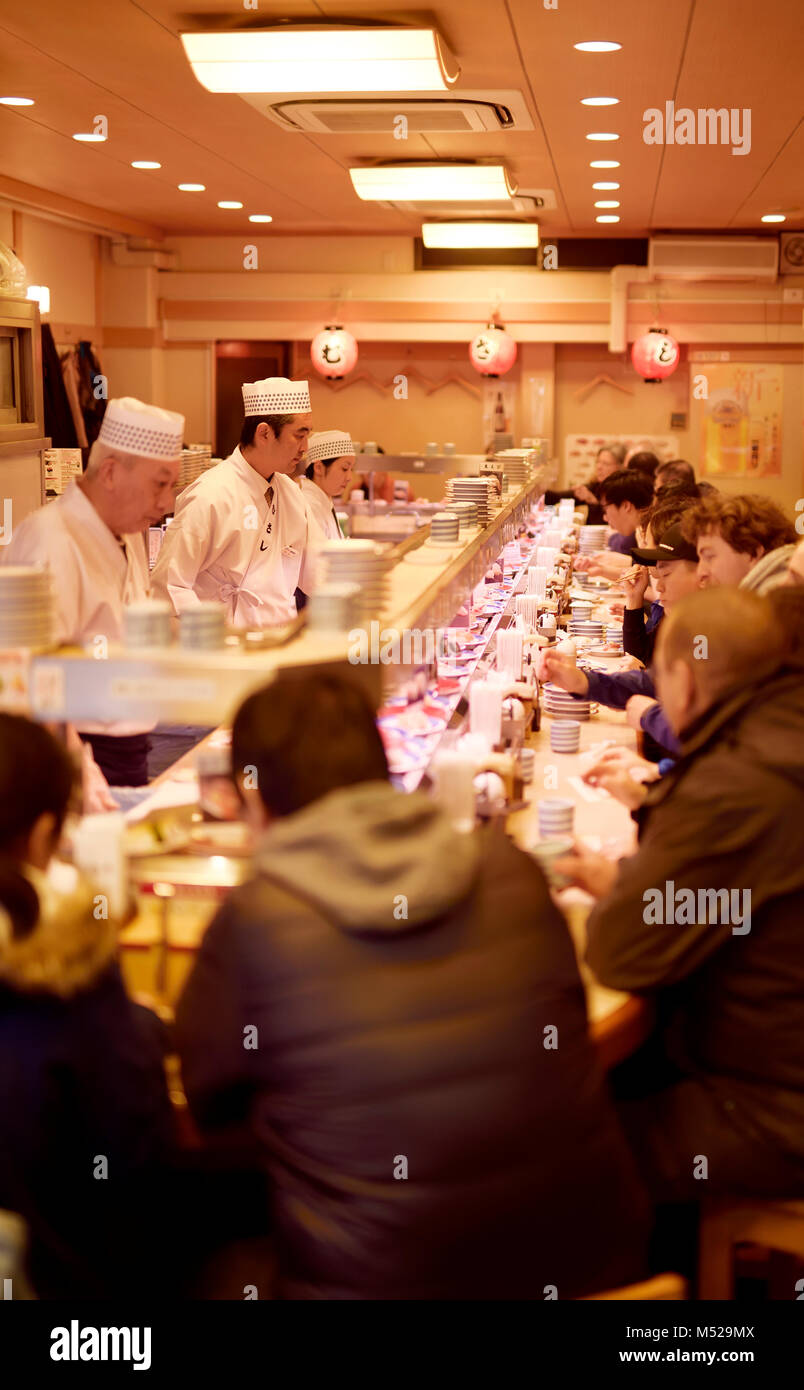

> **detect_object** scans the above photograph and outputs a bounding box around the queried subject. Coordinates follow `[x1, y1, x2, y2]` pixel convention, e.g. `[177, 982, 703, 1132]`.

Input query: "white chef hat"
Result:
[306, 430, 356, 465]
[97, 396, 184, 460]
[242, 377, 311, 416]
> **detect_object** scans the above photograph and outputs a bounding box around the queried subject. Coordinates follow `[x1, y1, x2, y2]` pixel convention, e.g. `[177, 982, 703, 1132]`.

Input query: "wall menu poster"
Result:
[699, 364, 783, 477]
[563, 434, 677, 488]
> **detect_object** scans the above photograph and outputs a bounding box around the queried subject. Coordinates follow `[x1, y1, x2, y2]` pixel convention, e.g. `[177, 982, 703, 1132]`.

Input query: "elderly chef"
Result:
[151, 377, 315, 627]
[2, 396, 184, 790]
[298, 429, 355, 540]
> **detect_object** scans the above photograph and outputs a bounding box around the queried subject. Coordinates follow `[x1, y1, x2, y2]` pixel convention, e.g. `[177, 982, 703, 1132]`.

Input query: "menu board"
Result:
[699, 364, 783, 477]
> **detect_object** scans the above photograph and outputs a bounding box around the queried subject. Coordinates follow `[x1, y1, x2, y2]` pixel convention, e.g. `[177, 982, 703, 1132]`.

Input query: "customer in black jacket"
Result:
[0, 715, 175, 1298]
[175, 672, 650, 1300]
[557, 589, 804, 1203]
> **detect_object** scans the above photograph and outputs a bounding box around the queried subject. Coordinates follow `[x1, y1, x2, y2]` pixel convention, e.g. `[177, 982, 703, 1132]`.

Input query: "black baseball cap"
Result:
[631, 523, 699, 565]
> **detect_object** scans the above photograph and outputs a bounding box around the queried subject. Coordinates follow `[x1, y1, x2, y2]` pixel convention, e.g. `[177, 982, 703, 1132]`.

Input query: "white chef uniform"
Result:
[299, 476, 343, 541]
[299, 429, 354, 540]
[151, 447, 316, 628]
[2, 481, 151, 736]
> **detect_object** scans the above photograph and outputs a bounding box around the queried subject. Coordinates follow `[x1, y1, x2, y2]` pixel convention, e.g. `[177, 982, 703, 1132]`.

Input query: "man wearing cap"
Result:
[151, 378, 314, 627]
[298, 430, 355, 540]
[2, 397, 184, 791]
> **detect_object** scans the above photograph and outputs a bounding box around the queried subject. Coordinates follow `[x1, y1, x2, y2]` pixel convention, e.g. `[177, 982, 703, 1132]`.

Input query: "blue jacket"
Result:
[581, 668, 681, 756]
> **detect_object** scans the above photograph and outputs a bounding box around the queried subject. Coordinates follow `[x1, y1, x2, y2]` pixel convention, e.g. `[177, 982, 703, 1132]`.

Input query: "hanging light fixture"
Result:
[469, 322, 518, 377]
[630, 327, 680, 383]
[310, 325, 358, 380]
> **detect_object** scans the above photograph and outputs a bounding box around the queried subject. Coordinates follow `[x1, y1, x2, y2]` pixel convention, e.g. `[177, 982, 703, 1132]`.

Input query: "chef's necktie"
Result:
[331, 504, 342, 537]
[265, 483, 274, 510]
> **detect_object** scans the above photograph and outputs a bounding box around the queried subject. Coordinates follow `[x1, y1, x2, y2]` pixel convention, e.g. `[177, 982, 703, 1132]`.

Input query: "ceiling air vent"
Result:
[648, 237, 779, 282]
[242, 91, 534, 134]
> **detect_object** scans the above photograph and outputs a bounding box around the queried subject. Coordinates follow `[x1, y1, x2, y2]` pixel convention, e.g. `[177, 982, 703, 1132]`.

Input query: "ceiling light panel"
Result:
[350, 164, 516, 202]
[422, 222, 538, 249]
[181, 27, 460, 94]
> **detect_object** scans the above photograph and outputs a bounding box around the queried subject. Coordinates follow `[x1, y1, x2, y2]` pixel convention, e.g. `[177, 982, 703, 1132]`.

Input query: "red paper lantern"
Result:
[469, 322, 518, 377]
[310, 325, 358, 379]
[630, 327, 680, 383]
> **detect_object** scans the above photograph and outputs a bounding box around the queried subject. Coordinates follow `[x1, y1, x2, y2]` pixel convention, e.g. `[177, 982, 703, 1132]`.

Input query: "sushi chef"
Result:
[1, 396, 185, 792]
[298, 430, 355, 540]
[151, 377, 315, 627]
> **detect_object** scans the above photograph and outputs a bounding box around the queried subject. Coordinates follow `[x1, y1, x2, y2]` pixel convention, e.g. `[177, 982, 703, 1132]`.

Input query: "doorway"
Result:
[214, 340, 288, 457]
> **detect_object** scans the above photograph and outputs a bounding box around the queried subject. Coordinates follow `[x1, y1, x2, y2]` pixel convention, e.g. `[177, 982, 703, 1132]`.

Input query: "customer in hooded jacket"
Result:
[681, 493, 797, 595]
[621, 483, 701, 666]
[556, 588, 804, 1203]
[0, 715, 175, 1298]
[175, 671, 650, 1301]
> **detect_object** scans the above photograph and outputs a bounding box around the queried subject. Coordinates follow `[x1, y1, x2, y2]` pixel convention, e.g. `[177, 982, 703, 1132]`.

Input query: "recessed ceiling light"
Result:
[131, 160, 161, 169]
[350, 163, 516, 202]
[181, 26, 460, 94]
[574, 41, 622, 53]
[73, 132, 106, 142]
[581, 97, 619, 106]
[422, 221, 538, 249]
[593, 182, 620, 190]
[596, 215, 620, 223]
[178, 182, 205, 191]
[0, 96, 34, 106]
[217, 200, 244, 209]
[248, 214, 273, 223]
[590, 160, 620, 169]
[761, 213, 785, 223]
[586, 132, 619, 142]
[595, 200, 620, 208]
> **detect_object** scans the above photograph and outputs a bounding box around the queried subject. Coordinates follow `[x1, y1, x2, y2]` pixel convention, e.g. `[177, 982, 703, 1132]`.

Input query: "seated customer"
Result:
[558, 589, 804, 1202]
[682, 493, 797, 594]
[601, 468, 655, 554]
[625, 450, 661, 485]
[175, 672, 650, 1300]
[0, 715, 175, 1298]
[543, 522, 701, 758]
[655, 458, 696, 493]
[545, 442, 625, 525]
[621, 484, 701, 665]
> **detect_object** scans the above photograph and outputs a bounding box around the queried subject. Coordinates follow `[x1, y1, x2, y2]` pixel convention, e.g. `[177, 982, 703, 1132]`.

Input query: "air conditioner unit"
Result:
[648, 237, 778, 282]
[242, 90, 534, 134]
[780, 232, 804, 274]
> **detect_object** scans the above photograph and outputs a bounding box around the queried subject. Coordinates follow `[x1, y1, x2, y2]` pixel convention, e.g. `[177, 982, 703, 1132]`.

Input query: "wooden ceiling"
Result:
[0, 0, 802, 239]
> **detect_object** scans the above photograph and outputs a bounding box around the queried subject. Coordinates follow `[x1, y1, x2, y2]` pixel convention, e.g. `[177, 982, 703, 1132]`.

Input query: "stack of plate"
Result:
[124, 599, 172, 649]
[307, 582, 361, 633]
[606, 623, 624, 651]
[578, 525, 609, 555]
[550, 720, 582, 754]
[542, 683, 595, 721]
[567, 619, 604, 642]
[0, 566, 55, 650]
[495, 456, 529, 492]
[444, 500, 477, 532]
[571, 601, 594, 621]
[446, 477, 495, 524]
[429, 511, 460, 547]
[318, 539, 391, 623]
[177, 444, 214, 491]
[179, 601, 225, 649]
[574, 572, 596, 589]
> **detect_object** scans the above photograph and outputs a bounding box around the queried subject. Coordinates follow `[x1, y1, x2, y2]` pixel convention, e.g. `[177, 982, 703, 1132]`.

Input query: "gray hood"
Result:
[740, 544, 795, 595]
[254, 780, 481, 934]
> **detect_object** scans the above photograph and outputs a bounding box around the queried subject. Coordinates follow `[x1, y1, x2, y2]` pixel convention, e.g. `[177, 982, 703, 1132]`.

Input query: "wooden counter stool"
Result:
[698, 1199, 804, 1299]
